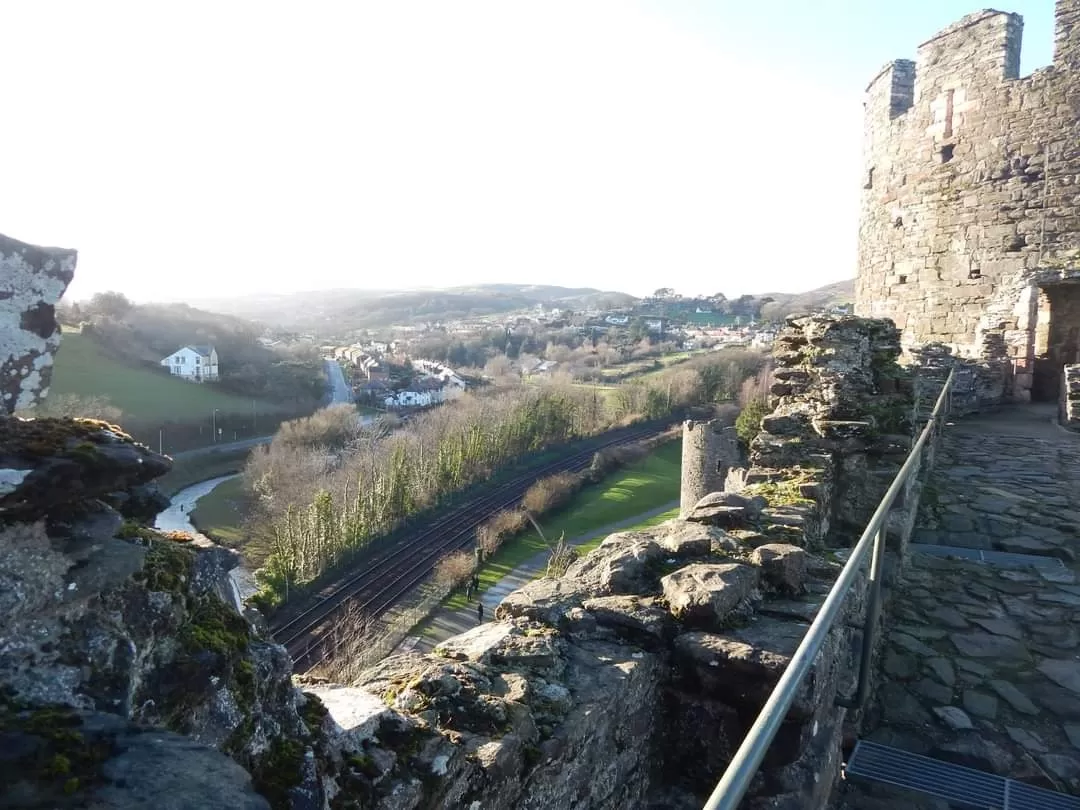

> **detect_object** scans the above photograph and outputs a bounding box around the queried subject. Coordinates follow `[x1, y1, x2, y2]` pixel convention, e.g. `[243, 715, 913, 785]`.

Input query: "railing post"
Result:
[836, 523, 886, 709]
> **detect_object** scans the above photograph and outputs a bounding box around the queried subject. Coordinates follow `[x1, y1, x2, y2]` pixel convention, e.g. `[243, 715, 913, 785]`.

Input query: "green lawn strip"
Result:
[441, 441, 682, 612]
[157, 449, 250, 495]
[572, 506, 680, 557]
[49, 331, 286, 423]
[189, 476, 248, 546]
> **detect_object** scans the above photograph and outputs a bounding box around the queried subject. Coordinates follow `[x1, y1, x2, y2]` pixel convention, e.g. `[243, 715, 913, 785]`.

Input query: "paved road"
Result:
[325, 358, 353, 405]
[170, 435, 274, 460]
[168, 362, 352, 460]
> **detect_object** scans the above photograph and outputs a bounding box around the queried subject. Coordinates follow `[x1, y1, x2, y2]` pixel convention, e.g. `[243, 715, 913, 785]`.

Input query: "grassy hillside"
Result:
[759, 279, 854, 320]
[192, 283, 638, 332]
[49, 331, 287, 424]
[190, 475, 247, 546]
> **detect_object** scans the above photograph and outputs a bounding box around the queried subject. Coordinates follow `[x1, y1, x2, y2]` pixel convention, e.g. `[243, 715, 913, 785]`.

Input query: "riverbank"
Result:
[154, 473, 258, 604]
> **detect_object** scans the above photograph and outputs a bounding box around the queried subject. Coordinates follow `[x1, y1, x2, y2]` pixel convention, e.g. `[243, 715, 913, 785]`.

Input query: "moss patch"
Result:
[744, 468, 819, 508]
[0, 694, 112, 802]
[180, 596, 251, 657]
[250, 736, 306, 810]
[134, 538, 195, 592]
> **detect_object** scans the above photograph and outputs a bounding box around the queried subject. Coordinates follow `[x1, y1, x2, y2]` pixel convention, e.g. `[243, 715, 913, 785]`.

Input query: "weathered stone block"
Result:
[750, 544, 808, 595]
[662, 563, 760, 628]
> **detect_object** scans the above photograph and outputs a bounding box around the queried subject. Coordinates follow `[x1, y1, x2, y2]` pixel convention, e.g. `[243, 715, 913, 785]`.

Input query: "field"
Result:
[441, 439, 682, 612]
[49, 330, 286, 424]
[157, 448, 251, 495]
[189, 475, 248, 546]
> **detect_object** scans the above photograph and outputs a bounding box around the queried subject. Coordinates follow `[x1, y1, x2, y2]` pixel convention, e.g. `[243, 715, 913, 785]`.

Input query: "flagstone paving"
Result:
[832, 404, 1080, 807]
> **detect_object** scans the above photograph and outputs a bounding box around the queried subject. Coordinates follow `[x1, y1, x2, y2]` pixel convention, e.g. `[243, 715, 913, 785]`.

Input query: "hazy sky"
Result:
[3, 1, 1055, 303]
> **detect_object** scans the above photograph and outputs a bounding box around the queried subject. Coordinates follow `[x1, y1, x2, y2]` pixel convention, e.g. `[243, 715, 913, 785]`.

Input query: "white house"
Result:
[161, 345, 219, 381]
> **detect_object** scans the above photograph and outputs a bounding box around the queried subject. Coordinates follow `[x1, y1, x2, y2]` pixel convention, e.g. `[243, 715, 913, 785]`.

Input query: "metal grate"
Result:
[846, 740, 1080, 809]
[913, 543, 1066, 571]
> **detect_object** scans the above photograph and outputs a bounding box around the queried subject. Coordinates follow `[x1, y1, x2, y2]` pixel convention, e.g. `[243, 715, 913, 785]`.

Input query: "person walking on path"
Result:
[464, 580, 473, 601]
[477, 601, 484, 623]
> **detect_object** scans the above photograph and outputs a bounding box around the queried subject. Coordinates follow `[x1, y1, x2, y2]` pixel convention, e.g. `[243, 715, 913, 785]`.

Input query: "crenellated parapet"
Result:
[856, 1, 1080, 403]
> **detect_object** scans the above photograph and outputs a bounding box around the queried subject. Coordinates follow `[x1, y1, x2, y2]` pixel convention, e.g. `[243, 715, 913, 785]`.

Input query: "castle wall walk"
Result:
[831, 404, 1080, 806]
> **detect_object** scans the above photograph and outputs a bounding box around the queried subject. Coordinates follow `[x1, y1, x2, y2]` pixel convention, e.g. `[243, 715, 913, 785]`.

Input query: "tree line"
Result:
[242, 349, 767, 604]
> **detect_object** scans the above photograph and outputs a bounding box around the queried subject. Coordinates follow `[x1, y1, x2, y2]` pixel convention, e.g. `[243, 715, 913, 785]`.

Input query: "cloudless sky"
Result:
[1, 1, 1056, 302]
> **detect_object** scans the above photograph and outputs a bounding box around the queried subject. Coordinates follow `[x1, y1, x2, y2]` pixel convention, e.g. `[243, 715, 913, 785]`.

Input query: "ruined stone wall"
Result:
[748, 315, 914, 548]
[856, 2, 1080, 399]
[680, 419, 739, 516]
[1062, 364, 1080, 429]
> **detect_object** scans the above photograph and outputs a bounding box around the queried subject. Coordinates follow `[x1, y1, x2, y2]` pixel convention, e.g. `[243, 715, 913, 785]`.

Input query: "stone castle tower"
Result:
[856, 1, 1080, 402]
[679, 419, 739, 515]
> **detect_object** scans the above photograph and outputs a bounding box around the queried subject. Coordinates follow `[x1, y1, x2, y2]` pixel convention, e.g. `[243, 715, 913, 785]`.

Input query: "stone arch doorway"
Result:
[1031, 279, 1080, 402]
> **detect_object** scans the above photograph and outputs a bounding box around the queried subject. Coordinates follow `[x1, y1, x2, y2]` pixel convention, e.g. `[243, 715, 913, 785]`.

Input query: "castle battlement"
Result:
[856, 0, 1080, 402]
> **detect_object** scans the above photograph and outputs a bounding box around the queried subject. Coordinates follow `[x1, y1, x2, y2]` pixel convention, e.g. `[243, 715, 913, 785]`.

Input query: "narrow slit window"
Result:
[864, 167, 874, 189]
[943, 89, 955, 138]
[898, 275, 908, 285]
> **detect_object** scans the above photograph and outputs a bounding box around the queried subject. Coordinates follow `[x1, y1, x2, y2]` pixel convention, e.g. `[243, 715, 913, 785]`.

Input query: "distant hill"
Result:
[191, 284, 638, 334]
[756, 279, 854, 321]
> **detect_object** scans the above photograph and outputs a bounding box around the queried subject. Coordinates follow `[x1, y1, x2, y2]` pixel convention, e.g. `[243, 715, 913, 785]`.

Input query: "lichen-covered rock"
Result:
[494, 578, 588, 626]
[672, 616, 847, 723]
[0, 416, 171, 518]
[686, 491, 765, 528]
[582, 594, 674, 643]
[651, 519, 732, 557]
[750, 543, 808, 595]
[336, 636, 662, 810]
[0, 707, 270, 810]
[563, 531, 664, 595]
[661, 563, 760, 629]
[0, 233, 77, 415]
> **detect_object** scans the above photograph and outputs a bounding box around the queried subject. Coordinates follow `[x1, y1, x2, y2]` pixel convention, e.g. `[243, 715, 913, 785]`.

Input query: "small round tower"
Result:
[680, 419, 739, 516]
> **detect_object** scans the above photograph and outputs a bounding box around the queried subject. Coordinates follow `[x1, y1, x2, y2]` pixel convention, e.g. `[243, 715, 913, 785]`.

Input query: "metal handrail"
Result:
[702, 369, 956, 810]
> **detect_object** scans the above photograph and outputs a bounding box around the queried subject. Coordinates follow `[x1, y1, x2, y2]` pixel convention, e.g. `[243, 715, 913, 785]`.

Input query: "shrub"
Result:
[433, 551, 476, 589]
[735, 399, 771, 446]
[546, 535, 579, 578]
[476, 509, 528, 556]
[522, 472, 581, 515]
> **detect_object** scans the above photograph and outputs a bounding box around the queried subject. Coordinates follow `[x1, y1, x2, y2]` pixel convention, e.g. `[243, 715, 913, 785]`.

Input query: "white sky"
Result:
[3, 1, 862, 302]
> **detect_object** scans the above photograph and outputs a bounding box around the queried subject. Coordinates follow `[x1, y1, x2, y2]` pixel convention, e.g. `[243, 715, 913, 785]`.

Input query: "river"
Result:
[154, 473, 258, 607]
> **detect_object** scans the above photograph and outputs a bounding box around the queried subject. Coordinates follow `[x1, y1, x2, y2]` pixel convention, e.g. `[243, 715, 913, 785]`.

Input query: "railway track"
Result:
[270, 422, 671, 671]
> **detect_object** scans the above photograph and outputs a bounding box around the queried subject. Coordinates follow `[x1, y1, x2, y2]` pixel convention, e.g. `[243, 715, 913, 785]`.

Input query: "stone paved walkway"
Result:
[833, 404, 1080, 807]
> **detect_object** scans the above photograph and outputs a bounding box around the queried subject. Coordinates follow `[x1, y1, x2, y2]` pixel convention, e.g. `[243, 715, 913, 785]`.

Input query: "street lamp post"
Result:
[212, 409, 220, 443]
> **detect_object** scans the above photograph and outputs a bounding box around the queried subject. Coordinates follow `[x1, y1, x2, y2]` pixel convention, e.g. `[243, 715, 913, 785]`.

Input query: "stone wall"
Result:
[909, 342, 1012, 419]
[746, 315, 914, 548]
[855, 2, 1080, 401]
[1062, 364, 1080, 429]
